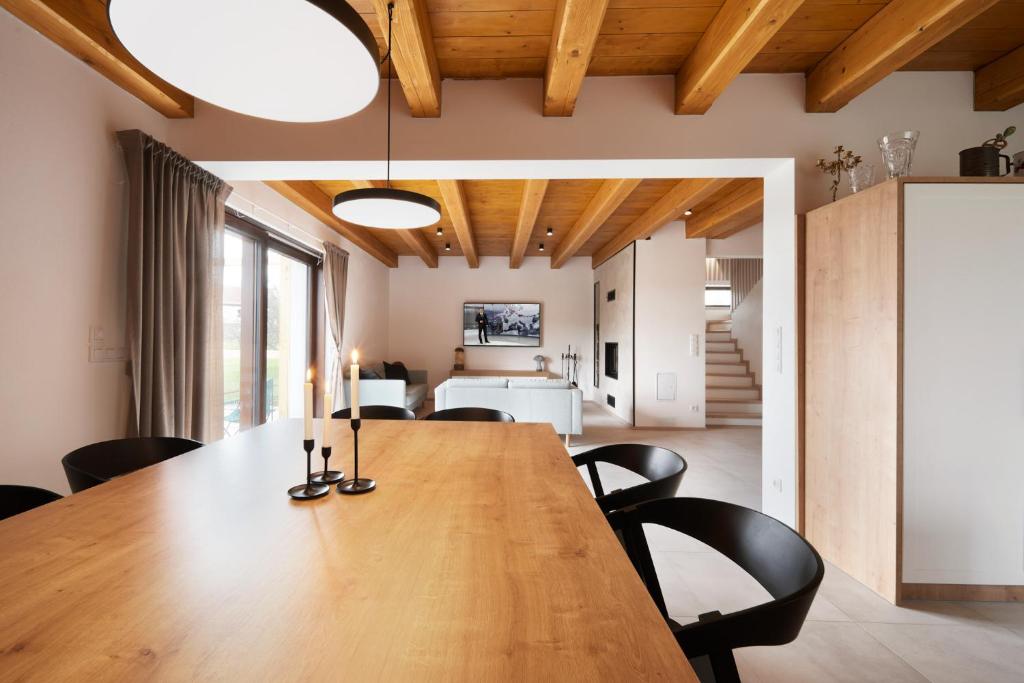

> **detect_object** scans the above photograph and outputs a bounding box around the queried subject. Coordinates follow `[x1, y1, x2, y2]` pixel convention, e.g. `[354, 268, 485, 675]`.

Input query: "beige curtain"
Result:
[324, 243, 349, 408]
[119, 130, 231, 442]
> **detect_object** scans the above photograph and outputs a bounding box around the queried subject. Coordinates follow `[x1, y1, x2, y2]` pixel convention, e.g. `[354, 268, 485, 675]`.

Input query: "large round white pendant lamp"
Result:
[107, 0, 380, 122]
[331, 3, 441, 230]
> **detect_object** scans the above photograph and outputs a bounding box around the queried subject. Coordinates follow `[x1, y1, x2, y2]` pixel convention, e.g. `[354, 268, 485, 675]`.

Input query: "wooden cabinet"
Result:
[804, 178, 1024, 604]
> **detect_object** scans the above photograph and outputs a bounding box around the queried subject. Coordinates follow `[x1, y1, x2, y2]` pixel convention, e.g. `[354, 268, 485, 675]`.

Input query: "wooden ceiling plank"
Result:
[510, 180, 550, 268]
[685, 179, 763, 239]
[370, 0, 442, 117]
[437, 180, 480, 267]
[675, 0, 805, 115]
[805, 0, 999, 113]
[975, 44, 1024, 111]
[551, 178, 642, 268]
[1, 0, 194, 118]
[396, 228, 440, 267]
[544, 0, 612, 116]
[591, 178, 731, 267]
[265, 181, 399, 268]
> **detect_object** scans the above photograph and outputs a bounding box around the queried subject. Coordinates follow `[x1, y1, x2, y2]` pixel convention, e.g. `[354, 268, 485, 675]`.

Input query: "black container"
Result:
[959, 146, 1012, 177]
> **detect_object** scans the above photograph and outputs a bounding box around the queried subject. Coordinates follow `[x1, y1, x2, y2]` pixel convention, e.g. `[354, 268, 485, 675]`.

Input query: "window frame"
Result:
[225, 209, 323, 428]
[704, 285, 732, 309]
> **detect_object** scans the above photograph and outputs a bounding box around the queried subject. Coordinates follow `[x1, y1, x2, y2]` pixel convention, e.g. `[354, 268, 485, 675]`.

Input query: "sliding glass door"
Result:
[223, 212, 320, 437]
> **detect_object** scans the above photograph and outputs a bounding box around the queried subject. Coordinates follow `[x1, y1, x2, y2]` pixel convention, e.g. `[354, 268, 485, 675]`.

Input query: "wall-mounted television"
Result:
[463, 303, 541, 347]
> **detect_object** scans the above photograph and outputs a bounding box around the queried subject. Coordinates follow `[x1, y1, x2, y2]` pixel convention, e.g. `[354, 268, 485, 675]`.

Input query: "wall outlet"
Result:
[690, 405, 699, 413]
[772, 478, 783, 493]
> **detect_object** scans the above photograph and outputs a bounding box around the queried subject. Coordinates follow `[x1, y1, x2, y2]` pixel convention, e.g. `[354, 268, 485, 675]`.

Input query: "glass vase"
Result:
[847, 163, 875, 193]
[877, 131, 919, 179]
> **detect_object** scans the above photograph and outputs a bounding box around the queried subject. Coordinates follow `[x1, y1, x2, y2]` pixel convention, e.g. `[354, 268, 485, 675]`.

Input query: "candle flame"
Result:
[351, 349, 359, 364]
[306, 368, 313, 383]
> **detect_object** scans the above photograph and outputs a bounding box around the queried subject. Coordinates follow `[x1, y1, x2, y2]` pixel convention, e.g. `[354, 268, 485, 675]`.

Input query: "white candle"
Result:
[303, 368, 313, 440]
[350, 349, 360, 420]
[323, 392, 334, 448]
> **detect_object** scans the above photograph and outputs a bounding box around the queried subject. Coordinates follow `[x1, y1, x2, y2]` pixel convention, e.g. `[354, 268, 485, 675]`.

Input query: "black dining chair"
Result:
[332, 405, 416, 420]
[571, 444, 687, 513]
[62, 437, 203, 493]
[0, 485, 63, 521]
[423, 407, 515, 423]
[608, 497, 824, 683]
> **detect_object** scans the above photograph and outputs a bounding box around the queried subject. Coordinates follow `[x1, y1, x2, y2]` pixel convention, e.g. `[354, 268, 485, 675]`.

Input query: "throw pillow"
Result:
[383, 361, 410, 383]
[358, 367, 381, 380]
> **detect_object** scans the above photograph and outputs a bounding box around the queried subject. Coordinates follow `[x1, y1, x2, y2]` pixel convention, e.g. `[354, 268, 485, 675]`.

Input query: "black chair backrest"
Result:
[333, 405, 416, 420]
[571, 444, 687, 513]
[609, 497, 824, 657]
[62, 437, 203, 493]
[0, 485, 62, 521]
[423, 407, 515, 423]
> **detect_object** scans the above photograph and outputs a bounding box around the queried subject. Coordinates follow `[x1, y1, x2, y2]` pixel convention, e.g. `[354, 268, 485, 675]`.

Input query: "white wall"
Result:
[902, 183, 1024, 586]
[387, 257, 592, 395]
[226, 181, 391, 368]
[593, 246, 635, 423]
[707, 224, 764, 258]
[731, 280, 764, 387]
[635, 222, 706, 428]
[0, 9, 170, 493]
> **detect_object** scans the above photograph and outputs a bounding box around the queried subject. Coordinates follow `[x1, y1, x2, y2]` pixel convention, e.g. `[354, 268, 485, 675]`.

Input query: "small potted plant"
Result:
[816, 146, 863, 201]
[960, 126, 1016, 176]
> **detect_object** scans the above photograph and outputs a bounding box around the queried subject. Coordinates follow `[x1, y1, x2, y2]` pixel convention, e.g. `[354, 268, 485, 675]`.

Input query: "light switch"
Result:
[689, 334, 700, 357]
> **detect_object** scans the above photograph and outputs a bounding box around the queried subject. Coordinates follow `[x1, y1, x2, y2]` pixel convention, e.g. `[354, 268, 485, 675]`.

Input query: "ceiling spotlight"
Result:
[683, 209, 693, 217]
[108, 0, 380, 122]
[330, 3, 441, 229]
[445, 243, 452, 252]
[546, 226, 554, 236]
[539, 243, 545, 252]
[436, 227, 443, 236]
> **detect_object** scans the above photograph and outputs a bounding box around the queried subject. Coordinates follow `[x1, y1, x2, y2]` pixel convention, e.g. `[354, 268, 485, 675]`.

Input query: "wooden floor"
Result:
[572, 402, 1024, 683]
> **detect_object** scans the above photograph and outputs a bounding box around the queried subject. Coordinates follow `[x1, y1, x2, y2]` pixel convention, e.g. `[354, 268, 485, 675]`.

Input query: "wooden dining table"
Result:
[0, 419, 696, 681]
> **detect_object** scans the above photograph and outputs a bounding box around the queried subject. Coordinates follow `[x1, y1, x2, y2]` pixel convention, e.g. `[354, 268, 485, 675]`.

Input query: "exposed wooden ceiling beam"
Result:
[265, 181, 398, 268]
[510, 180, 550, 269]
[436, 180, 479, 267]
[1, 0, 193, 118]
[544, 0, 610, 116]
[370, 0, 441, 118]
[805, 0, 998, 113]
[708, 211, 763, 239]
[675, 0, 804, 115]
[551, 179, 642, 268]
[591, 178, 732, 267]
[685, 179, 763, 239]
[347, 180, 437, 267]
[975, 45, 1024, 111]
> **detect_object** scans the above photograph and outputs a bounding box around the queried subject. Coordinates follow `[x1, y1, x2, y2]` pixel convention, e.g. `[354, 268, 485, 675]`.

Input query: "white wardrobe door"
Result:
[903, 183, 1024, 585]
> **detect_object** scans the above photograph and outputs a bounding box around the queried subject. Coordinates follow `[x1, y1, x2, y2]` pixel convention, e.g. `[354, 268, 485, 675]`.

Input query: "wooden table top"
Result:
[0, 419, 694, 681]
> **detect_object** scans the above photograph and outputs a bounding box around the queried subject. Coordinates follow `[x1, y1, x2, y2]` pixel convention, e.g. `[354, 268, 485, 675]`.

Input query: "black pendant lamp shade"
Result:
[332, 188, 441, 230]
[107, 0, 380, 122]
[330, 2, 440, 230]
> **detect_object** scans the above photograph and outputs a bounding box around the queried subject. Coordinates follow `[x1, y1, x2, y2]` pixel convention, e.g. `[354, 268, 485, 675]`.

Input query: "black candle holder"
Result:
[337, 418, 376, 494]
[288, 438, 330, 500]
[311, 445, 344, 485]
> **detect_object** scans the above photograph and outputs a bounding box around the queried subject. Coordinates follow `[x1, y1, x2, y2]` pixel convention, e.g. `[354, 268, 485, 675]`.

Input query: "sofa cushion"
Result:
[405, 383, 427, 409]
[448, 377, 509, 388]
[359, 367, 381, 379]
[384, 361, 410, 383]
[508, 378, 571, 390]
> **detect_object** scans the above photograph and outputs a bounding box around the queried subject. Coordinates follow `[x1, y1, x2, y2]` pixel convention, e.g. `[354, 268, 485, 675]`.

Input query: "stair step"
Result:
[706, 352, 742, 364]
[707, 414, 762, 427]
[707, 387, 760, 400]
[706, 375, 754, 388]
[705, 363, 748, 376]
[706, 331, 733, 343]
[706, 341, 737, 353]
[707, 400, 762, 415]
[707, 322, 732, 332]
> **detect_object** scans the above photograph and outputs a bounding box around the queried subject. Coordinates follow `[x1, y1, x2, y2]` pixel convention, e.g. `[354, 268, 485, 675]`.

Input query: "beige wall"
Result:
[593, 246, 635, 423]
[0, 10, 169, 492]
[387, 256, 592, 395]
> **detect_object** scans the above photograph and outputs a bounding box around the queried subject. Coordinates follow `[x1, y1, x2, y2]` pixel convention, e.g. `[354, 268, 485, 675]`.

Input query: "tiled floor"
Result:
[569, 402, 1024, 683]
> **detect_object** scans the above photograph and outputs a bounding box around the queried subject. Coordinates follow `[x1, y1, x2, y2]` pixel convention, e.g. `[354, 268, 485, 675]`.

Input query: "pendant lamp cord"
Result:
[385, 2, 394, 189]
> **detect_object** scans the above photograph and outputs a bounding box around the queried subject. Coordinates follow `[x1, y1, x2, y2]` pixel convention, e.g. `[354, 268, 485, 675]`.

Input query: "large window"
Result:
[705, 285, 731, 308]
[222, 211, 321, 437]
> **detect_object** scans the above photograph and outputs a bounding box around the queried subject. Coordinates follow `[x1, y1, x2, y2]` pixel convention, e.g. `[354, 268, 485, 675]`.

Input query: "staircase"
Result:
[705, 320, 761, 427]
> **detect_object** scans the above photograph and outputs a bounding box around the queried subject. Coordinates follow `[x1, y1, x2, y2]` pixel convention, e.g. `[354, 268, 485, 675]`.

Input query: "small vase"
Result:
[878, 131, 919, 179]
[847, 163, 875, 193]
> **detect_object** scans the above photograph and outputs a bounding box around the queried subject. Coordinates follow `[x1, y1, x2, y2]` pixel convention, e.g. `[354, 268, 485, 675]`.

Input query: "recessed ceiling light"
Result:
[539, 243, 545, 252]
[108, 0, 379, 122]
[445, 243, 452, 252]
[436, 227, 443, 236]
[546, 227, 554, 236]
[683, 209, 693, 216]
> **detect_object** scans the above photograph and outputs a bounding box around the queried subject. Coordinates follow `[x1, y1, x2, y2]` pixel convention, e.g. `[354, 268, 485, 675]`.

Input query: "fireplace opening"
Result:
[604, 342, 618, 380]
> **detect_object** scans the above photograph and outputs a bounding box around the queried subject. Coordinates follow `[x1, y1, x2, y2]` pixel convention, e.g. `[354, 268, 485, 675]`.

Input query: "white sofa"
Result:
[344, 368, 428, 412]
[433, 377, 583, 438]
